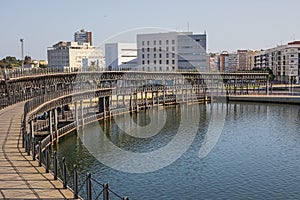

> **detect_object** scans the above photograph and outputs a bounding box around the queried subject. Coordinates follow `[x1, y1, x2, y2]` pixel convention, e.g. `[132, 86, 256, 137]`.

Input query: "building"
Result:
[245, 50, 259, 71]
[74, 29, 92, 45]
[105, 43, 137, 70]
[237, 50, 248, 71]
[228, 53, 238, 72]
[254, 41, 300, 83]
[219, 51, 229, 72]
[137, 32, 206, 72]
[47, 41, 104, 71]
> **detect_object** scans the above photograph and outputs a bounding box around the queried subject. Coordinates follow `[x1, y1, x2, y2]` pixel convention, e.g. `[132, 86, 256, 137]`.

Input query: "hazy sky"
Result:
[1, 0, 300, 60]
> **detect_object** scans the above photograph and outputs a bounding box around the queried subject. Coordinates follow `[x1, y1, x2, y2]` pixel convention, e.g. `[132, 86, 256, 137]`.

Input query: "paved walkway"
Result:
[0, 102, 75, 199]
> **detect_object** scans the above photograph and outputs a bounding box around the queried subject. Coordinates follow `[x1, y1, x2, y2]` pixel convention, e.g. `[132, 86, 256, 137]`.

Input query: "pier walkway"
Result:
[0, 102, 74, 199]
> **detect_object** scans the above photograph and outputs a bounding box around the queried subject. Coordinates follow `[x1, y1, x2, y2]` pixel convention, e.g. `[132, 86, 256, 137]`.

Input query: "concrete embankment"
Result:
[228, 94, 300, 104]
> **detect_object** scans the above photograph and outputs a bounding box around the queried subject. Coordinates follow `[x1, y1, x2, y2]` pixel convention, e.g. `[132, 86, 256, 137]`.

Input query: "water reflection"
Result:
[54, 102, 300, 199]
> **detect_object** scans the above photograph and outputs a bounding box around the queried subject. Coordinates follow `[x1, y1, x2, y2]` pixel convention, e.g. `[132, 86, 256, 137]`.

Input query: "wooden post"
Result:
[53, 151, 57, 180]
[38, 141, 42, 167]
[62, 157, 67, 189]
[86, 173, 92, 200]
[73, 165, 78, 199]
[103, 183, 109, 200]
[45, 148, 49, 173]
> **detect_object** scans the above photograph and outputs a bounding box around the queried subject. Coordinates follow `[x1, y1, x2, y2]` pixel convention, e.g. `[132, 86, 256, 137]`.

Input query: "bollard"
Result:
[86, 173, 92, 200]
[45, 148, 49, 173]
[73, 165, 78, 199]
[32, 138, 36, 161]
[103, 183, 109, 200]
[122, 197, 129, 200]
[53, 151, 57, 180]
[62, 157, 67, 189]
[38, 141, 42, 167]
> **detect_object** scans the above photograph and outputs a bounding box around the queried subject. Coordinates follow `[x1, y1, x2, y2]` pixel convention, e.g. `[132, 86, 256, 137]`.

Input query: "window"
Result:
[166, 60, 169, 64]
[142, 61, 145, 65]
[159, 47, 162, 52]
[147, 41, 150, 45]
[172, 47, 175, 51]
[172, 40, 175, 45]
[166, 53, 169, 58]
[142, 41, 144, 46]
[154, 54, 156, 58]
[159, 67, 162, 71]
[147, 60, 150, 64]
[159, 40, 162, 45]
[159, 60, 162, 64]
[166, 40, 169, 45]
[172, 60, 175, 64]
[142, 48, 144, 52]
[154, 40, 156, 45]
[142, 54, 144, 59]
[154, 60, 157, 64]
[166, 67, 169, 71]
[159, 53, 162, 58]
[147, 48, 150, 52]
[172, 53, 175, 58]
[147, 54, 150, 59]
[154, 47, 156, 52]
[166, 47, 169, 51]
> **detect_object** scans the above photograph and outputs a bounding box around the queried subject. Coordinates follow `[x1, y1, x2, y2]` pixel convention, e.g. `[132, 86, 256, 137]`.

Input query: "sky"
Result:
[1, 0, 300, 60]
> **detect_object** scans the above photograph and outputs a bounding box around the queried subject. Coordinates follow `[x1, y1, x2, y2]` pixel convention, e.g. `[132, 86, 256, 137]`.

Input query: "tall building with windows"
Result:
[137, 32, 206, 72]
[74, 29, 92, 45]
[254, 41, 300, 83]
[105, 43, 137, 70]
[47, 41, 104, 70]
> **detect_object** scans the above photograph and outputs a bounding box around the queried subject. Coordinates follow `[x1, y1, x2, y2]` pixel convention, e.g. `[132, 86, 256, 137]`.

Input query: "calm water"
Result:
[54, 102, 300, 199]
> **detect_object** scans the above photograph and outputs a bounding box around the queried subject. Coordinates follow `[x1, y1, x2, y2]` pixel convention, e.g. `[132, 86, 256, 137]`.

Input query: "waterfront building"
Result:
[228, 53, 238, 72]
[219, 51, 229, 72]
[105, 43, 137, 70]
[137, 31, 206, 72]
[74, 29, 92, 45]
[245, 50, 259, 71]
[237, 50, 248, 71]
[254, 41, 300, 83]
[47, 41, 104, 70]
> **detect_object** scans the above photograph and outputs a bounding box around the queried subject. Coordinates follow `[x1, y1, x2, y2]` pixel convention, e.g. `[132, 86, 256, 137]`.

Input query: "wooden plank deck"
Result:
[0, 102, 76, 199]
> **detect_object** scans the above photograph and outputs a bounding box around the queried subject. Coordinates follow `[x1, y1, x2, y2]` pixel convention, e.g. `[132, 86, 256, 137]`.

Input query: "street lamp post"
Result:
[20, 39, 24, 67]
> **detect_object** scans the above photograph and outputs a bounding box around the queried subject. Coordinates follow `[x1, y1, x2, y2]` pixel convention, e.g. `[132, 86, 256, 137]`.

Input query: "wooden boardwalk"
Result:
[0, 102, 75, 199]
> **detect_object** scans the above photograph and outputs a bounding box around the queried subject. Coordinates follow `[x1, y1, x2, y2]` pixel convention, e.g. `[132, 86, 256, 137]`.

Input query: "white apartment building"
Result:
[254, 41, 300, 83]
[137, 32, 206, 72]
[47, 41, 104, 70]
[105, 43, 137, 70]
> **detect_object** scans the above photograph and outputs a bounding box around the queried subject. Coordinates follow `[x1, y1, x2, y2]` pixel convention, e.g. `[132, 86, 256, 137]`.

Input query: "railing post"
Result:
[27, 133, 31, 156]
[103, 183, 109, 200]
[38, 141, 42, 167]
[86, 173, 92, 200]
[53, 151, 57, 180]
[73, 165, 78, 199]
[32, 138, 36, 161]
[22, 129, 25, 148]
[45, 147, 49, 173]
[62, 157, 67, 189]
